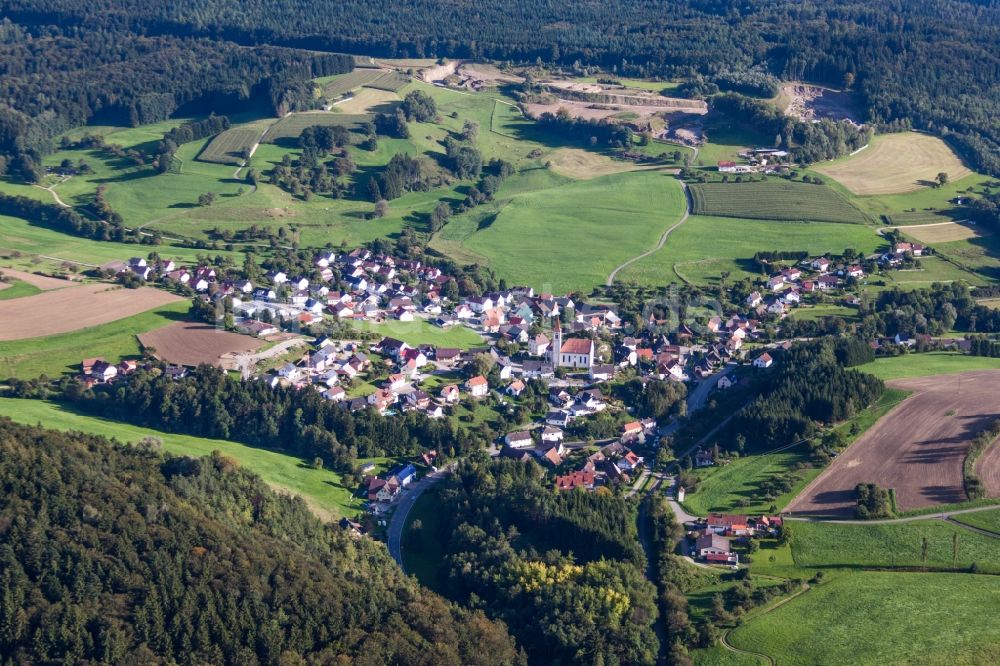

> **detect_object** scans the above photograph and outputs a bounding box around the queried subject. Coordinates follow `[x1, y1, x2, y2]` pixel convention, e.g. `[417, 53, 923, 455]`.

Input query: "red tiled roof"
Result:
[561, 338, 592, 355]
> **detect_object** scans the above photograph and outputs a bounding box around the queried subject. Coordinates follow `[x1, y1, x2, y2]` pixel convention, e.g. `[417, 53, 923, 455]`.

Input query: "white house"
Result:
[505, 431, 534, 449]
[753, 352, 773, 369]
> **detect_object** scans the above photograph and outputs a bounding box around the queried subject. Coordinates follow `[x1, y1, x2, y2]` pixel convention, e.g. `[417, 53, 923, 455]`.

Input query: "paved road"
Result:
[387, 466, 453, 571]
[659, 362, 737, 440]
[606, 180, 691, 286]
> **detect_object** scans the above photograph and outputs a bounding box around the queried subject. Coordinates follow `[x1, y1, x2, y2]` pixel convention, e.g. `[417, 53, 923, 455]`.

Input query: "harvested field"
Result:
[787, 371, 1000, 516]
[546, 147, 654, 179]
[0, 283, 183, 341]
[896, 220, 988, 244]
[815, 132, 972, 196]
[334, 88, 399, 114]
[0, 268, 75, 290]
[689, 180, 868, 224]
[138, 321, 264, 367]
[262, 112, 372, 143]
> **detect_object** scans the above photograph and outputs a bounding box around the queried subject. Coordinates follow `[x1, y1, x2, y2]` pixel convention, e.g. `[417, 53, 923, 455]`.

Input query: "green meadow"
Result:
[952, 509, 1000, 534]
[0, 300, 189, 379]
[0, 398, 364, 519]
[689, 180, 869, 224]
[435, 170, 686, 292]
[618, 214, 884, 286]
[728, 572, 1000, 666]
[788, 519, 1000, 572]
[0, 214, 240, 271]
[858, 352, 1000, 381]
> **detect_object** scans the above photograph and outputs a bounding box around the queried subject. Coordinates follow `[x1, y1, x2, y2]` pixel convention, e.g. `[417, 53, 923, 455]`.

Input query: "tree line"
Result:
[61, 364, 488, 477]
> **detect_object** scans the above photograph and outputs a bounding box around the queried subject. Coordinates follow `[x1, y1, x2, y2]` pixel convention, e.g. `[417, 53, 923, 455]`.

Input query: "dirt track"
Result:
[138, 321, 264, 367]
[787, 371, 1000, 517]
[0, 283, 183, 341]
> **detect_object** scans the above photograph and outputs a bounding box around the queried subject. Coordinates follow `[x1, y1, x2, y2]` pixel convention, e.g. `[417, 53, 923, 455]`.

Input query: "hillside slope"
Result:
[0, 419, 521, 665]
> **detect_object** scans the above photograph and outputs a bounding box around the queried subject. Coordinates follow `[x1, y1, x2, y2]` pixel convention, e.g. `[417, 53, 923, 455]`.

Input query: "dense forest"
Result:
[723, 339, 884, 453]
[2, 1, 998, 174]
[422, 457, 658, 665]
[0, 18, 350, 165]
[0, 419, 521, 665]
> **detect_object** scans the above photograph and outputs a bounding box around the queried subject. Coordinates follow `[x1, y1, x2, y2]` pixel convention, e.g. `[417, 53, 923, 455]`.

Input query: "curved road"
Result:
[606, 179, 691, 286]
[387, 466, 453, 571]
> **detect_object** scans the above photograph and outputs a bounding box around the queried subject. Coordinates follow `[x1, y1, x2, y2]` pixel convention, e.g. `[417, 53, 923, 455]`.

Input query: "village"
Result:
[76, 237, 949, 545]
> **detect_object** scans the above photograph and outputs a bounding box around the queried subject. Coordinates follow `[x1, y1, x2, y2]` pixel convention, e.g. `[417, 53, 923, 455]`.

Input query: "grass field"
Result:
[858, 352, 1000, 381]
[0, 300, 189, 379]
[692, 645, 762, 666]
[434, 170, 687, 292]
[197, 123, 271, 165]
[729, 572, 1000, 666]
[262, 112, 373, 143]
[688, 180, 868, 224]
[402, 488, 449, 592]
[351, 319, 483, 348]
[814, 133, 972, 196]
[788, 520, 1000, 572]
[683, 449, 819, 516]
[952, 508, 1000, 534]
[0, 213, 239, 272]
[0, 279, 41, 300]
[0, 398, 364, 520]
[334, 88, 399, 114]
[618, 214, 883, 286]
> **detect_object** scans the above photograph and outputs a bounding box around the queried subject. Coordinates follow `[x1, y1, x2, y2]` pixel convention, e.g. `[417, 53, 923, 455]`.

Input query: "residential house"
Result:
[505, 430, 534, 449]
[440, 384, 460, 404]
[529, 334, 550, 356]
[555, 470, 595, 491]
[465, 375, 489, 398]
[752, 352, 773, 369]
[506, 379, 526, 397]
[541, 426, 564, 443]
[707, 514, 751, 536]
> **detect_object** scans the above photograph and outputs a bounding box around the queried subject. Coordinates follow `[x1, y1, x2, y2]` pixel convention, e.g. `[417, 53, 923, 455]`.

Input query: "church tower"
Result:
[551, 317, 562, 367]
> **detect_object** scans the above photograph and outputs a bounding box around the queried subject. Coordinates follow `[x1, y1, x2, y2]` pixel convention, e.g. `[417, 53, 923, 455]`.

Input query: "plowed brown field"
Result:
[0, 283, 183, 341]
[787, 371, 1000, 516]
[138, 321, 264, 367]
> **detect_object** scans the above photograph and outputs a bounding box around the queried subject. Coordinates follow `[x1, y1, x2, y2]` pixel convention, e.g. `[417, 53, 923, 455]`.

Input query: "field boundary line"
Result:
[944, 516, 1000, 539]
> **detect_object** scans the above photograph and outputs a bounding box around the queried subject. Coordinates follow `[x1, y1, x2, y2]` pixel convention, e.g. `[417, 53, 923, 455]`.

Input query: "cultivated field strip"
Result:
[197, 127, 266, 165]
[689, 180, 868, 224]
